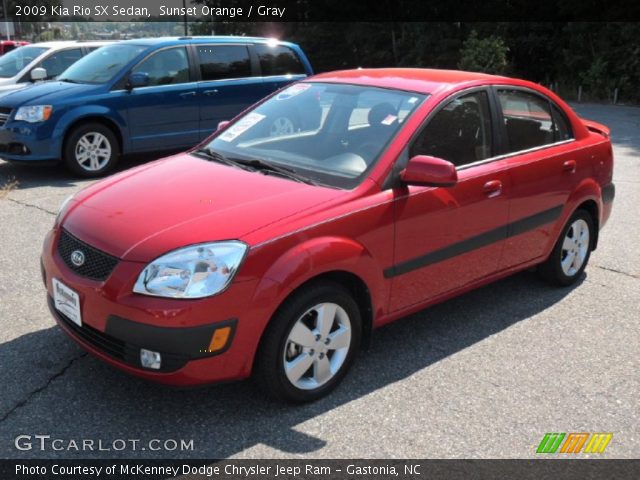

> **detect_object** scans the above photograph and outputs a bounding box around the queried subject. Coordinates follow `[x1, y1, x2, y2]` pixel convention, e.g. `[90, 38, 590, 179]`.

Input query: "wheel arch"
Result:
[576, 199, 600, 250]
[61, 116, 124, 157]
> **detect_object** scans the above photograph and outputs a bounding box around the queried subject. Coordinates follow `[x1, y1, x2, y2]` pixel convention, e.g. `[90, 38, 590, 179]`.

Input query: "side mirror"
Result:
[217, 120, 230, 131]
[30, 67, 47, 81]
[400, 155, 458, 187]
[127, 72, 149, 90]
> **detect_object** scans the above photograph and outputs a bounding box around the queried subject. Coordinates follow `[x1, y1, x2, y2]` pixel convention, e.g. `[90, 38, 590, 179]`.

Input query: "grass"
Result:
[0, 177, 19, 199]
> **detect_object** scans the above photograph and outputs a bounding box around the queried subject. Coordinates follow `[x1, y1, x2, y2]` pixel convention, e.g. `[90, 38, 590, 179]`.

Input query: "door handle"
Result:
[203, 89, 219, 96]
[483, 180, 503, 198]
[179, 91, 196, 98]
[563, 159, 577, 173]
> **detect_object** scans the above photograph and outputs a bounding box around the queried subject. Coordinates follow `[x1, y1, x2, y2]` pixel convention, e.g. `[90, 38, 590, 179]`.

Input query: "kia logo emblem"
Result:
[70, 250, 85, 267]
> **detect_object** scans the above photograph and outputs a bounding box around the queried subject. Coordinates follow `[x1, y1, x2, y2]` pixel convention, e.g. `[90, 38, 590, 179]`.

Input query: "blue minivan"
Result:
[0, 37, 313, 177]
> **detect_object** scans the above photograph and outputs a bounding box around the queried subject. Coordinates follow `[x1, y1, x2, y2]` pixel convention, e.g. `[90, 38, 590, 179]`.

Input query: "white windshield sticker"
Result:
[381, 114, 397, 125]
[276, 83, 311, 101]
[408, 97, 418, 104]
[218, 113, 266, 142]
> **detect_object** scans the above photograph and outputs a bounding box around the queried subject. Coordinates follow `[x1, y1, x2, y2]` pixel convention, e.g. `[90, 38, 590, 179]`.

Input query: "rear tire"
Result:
[254, 281, 361, 403]
[538, 209, 594, 286]
[63, 123, 119, 178]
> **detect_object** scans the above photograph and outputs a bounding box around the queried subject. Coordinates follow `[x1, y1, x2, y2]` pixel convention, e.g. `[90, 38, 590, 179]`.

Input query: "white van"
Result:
[0, 41, 111, 93]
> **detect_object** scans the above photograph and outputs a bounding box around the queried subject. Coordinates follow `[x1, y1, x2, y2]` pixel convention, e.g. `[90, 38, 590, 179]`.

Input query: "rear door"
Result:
[493, 87, 581, 269]
[126, 46, 200, 152]
[193, 44, 266, 140]
[389, 89, 511, 311]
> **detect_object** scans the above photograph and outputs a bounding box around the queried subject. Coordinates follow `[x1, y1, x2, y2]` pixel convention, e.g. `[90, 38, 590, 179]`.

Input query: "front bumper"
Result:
[0, 121, 61, 162]
[48, 296, 237, 373]
[42, 228, 265, 386]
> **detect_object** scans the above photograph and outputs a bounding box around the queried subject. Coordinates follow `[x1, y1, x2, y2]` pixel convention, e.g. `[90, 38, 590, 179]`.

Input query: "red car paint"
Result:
[42, 69, 614, 385]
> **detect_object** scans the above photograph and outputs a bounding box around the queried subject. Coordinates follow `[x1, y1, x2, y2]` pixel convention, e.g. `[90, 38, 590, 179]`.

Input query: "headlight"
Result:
[133, 242, 248, 299]
[14, 105, 53, 123]
[54, 193, 75, 227]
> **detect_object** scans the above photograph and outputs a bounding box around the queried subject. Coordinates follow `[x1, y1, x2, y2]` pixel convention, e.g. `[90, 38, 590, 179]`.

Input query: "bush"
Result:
[458, 30, 510, 74]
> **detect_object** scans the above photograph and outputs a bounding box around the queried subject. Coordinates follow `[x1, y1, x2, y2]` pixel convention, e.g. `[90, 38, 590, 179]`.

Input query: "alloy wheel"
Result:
[283, 302, 352, 390]
[560, 218, 590, 276]
[75, 132, 112, 171]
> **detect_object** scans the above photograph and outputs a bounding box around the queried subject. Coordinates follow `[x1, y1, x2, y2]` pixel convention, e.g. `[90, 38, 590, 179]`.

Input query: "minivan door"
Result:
[126, 46, 200, 152]
[253, 43, 309, 95]
[194, 44, 266, 140]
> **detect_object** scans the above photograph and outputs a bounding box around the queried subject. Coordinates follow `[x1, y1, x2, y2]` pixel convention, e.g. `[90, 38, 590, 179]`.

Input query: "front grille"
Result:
[49, 297, 189, 372]
[0, 107, 12, 126]
[57, 229, 118, 281]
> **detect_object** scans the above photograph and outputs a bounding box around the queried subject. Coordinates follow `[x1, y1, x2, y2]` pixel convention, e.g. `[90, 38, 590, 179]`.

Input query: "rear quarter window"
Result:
[255, 44, 306, 76]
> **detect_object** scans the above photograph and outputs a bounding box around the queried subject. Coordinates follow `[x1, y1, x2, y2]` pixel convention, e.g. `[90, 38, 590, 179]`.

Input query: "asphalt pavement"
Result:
[0, 103, 637, 459]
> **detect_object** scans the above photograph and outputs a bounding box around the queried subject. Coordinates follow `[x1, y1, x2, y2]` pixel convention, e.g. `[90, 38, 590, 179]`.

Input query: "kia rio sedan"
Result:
[42, 69, 615, 402]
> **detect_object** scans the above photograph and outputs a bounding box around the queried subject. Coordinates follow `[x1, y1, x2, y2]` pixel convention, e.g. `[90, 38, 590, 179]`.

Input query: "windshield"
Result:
[0, 46, 48, 78]
[59, 44, 148, 84]
[203, 82, 427, 189]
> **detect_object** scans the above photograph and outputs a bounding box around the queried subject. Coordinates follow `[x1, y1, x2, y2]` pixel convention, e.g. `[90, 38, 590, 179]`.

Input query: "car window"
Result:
[550, 103, 573, 142]
[255, 44, 305, 76]
[411, 91, 493, 167]
[132, 47, 190, 86]
[38, 48, 83, 79]
[348, 90, 418, 129]
[0, 46, 48, 78]
[497, 89, 562, 152]
[197, 45, 251, 81]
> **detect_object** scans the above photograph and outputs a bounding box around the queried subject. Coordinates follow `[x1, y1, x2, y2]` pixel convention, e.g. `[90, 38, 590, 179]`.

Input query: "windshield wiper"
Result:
[59, 78, 82, 84]
[193, 148, 252, 170]
[229, 157, 318, 186]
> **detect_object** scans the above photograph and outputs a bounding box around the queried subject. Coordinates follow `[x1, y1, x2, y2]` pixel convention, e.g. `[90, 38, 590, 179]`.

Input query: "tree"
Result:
[458, 30, 509, 74]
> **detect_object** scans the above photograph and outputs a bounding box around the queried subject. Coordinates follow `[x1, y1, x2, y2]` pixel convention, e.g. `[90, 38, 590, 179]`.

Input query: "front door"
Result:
[389, 89, 511, 312]
[126, 46, 200, 152]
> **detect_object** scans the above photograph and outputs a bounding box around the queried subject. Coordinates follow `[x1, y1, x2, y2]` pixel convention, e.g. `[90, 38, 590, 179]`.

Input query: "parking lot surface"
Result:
[0, 104, 638, 459]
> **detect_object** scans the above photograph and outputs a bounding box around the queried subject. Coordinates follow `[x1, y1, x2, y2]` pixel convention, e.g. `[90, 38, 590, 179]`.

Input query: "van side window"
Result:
[132, 47, 190, 86]
[410, 91, 493, 167]
[255, 44, 305, 76]
[197, 45, 251, 81]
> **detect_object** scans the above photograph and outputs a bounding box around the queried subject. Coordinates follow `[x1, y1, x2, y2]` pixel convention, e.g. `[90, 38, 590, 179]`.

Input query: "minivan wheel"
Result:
[538, 209, 594, 286]
[254, 281, 361, 403]
[268, 116, 298, 137]
[63, 123, 119, 178]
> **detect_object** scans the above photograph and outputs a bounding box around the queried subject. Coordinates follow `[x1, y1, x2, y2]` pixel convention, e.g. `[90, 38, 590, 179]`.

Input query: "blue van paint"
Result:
[0, 37, 312, 163]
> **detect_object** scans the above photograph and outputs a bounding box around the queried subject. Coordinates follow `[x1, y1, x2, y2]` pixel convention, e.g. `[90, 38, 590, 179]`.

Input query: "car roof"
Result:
[308, 68, 515, 94]
[118, 36, 297, 48]
[24, 40, 113, 49]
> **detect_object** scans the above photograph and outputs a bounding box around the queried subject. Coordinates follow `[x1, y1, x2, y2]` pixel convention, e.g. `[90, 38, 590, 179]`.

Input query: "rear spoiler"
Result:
[581, 118, 610, 138]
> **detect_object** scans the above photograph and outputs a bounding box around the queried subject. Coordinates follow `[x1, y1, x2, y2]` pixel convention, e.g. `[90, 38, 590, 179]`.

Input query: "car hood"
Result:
[0, 81, 99, 108]
[0, 83, 25, 93]
[63, 153, 347, 262]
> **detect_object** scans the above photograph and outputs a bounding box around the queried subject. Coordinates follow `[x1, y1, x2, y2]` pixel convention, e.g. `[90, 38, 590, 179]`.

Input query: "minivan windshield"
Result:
[202, 83, 427, 189]
[0, 46, 48, 78]
[59, 44, 148, 84]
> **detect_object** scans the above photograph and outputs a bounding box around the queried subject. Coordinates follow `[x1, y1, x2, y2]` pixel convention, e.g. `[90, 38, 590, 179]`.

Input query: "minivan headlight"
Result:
[133, 242, 248, 299]
[14, 105, 53, 123]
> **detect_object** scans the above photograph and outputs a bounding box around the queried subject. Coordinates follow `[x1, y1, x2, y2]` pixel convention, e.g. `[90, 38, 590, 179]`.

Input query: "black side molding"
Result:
[384, 205, 563, 279]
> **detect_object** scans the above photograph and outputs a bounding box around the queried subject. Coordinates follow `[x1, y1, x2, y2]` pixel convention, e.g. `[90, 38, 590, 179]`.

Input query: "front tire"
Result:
[254, 282, 361, 403]
[63, 123, 119, 178]
[538, 209, 594, 286]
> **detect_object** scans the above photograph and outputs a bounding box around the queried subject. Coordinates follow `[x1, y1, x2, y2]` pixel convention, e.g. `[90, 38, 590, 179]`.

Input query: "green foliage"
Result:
[458, 30, 509, 74]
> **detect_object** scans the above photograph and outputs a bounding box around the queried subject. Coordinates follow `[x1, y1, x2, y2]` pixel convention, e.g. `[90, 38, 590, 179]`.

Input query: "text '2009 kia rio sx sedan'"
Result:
[42, 68, 615, 402]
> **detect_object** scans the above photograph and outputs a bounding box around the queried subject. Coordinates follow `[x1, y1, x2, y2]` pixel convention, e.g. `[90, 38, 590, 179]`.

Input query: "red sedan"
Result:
[42, 69, 615, 402]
